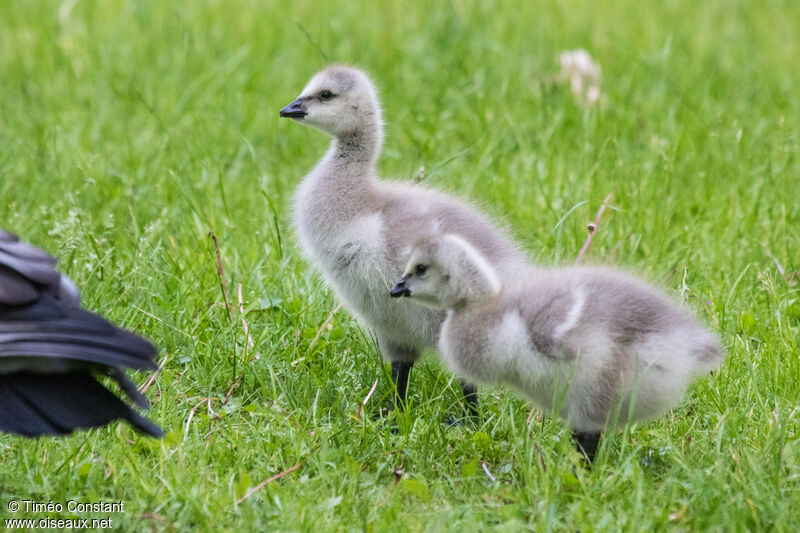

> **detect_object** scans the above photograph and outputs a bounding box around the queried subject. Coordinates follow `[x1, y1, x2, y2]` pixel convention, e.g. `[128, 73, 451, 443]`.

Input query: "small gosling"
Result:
[282, 66, 527, 417]
[390, 234, 723, 460]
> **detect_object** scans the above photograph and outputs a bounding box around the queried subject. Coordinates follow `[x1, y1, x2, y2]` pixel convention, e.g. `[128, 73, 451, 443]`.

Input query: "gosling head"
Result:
[280, 65, 382, 137]
[390, 234, 502, 310]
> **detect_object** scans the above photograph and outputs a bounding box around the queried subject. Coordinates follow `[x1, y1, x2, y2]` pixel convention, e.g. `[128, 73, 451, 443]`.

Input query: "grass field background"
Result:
[1, 0, 799, 530]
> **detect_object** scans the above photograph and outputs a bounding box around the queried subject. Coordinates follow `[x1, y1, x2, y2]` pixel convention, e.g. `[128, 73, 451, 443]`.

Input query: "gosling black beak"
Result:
[280, 98, 307, 119]
[390, 276, 411, 298]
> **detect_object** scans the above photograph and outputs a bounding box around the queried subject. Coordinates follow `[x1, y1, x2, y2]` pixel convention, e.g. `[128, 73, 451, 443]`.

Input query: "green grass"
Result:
[1, 0, 798, 530]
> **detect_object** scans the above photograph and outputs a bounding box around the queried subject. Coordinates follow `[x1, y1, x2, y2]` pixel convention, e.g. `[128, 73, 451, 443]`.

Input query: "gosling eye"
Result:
[319, 90, 335, 101]
[415, 264, 427, 276]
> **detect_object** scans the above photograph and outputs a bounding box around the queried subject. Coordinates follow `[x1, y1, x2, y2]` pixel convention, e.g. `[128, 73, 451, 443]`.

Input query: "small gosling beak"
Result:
[390, 276, 411, 298]
[280, 98, 307, 119]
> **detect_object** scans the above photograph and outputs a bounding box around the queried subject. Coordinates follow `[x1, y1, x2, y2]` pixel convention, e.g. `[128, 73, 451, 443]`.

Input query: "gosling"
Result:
[0, 229, 162, 437]
[391, 234, 723, 460]
[281, 66, 527, 416]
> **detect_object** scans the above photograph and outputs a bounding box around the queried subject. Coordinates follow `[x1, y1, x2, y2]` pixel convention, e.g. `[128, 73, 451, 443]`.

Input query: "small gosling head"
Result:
[279, 65, 381, 137]
[389, 240, 451, 308]
[390, 234, 501, 310]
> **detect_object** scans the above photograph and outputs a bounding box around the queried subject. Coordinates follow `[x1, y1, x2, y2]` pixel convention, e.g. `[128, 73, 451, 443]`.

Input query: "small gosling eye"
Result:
[415, 264, 427, 276]
[319, 90, 335, 101]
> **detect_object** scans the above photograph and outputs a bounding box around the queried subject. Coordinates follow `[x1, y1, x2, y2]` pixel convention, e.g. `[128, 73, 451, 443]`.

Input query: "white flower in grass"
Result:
[558, 49, 603, 105]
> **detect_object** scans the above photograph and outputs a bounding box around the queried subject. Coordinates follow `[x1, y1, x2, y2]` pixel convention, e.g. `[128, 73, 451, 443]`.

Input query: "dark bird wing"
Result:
[0, 229, 163, 437]
[0, 373, 162, 437]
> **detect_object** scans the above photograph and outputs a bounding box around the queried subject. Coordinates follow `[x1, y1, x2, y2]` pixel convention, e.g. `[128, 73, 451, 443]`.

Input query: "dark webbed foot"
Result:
[444, 380, 480, 427]
[574, 431, 602, 463]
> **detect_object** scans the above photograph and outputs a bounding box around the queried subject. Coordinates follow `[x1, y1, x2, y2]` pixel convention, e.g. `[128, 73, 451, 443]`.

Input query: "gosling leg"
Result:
[446, 380, 480, 426]
[461, 379, 479, 420]
[574, 431, 602, 463]
[390, 360, 413, 412]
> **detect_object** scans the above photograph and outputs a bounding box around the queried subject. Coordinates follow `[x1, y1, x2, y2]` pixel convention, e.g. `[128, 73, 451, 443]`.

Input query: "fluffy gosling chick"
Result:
[391, 234, 723, 460]
[282, 66, 527, 416]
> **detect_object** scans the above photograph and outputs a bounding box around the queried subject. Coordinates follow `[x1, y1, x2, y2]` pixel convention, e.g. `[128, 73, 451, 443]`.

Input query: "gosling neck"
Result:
[322, 121, 383, 175]
[453, 284, 501, 313]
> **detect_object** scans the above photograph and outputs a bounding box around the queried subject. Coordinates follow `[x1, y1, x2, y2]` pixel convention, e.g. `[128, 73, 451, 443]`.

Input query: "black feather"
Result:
[0, 242, 60, 289]
[0, 265, 40, 306]
[0, 298, 157, 370]
[0, 228, 162, 438]
[0, 373, 163, 437]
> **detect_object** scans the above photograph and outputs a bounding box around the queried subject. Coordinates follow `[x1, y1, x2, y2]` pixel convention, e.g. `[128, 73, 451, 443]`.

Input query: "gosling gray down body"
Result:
[281, 65, 527, 413]
[0, 229, 162, 437]
[393, 234, 723, 459]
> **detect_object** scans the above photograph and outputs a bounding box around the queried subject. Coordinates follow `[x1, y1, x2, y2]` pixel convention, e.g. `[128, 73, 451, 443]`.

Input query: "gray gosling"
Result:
[391, 234, 723, 460]
[281, 66, 527, 416]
